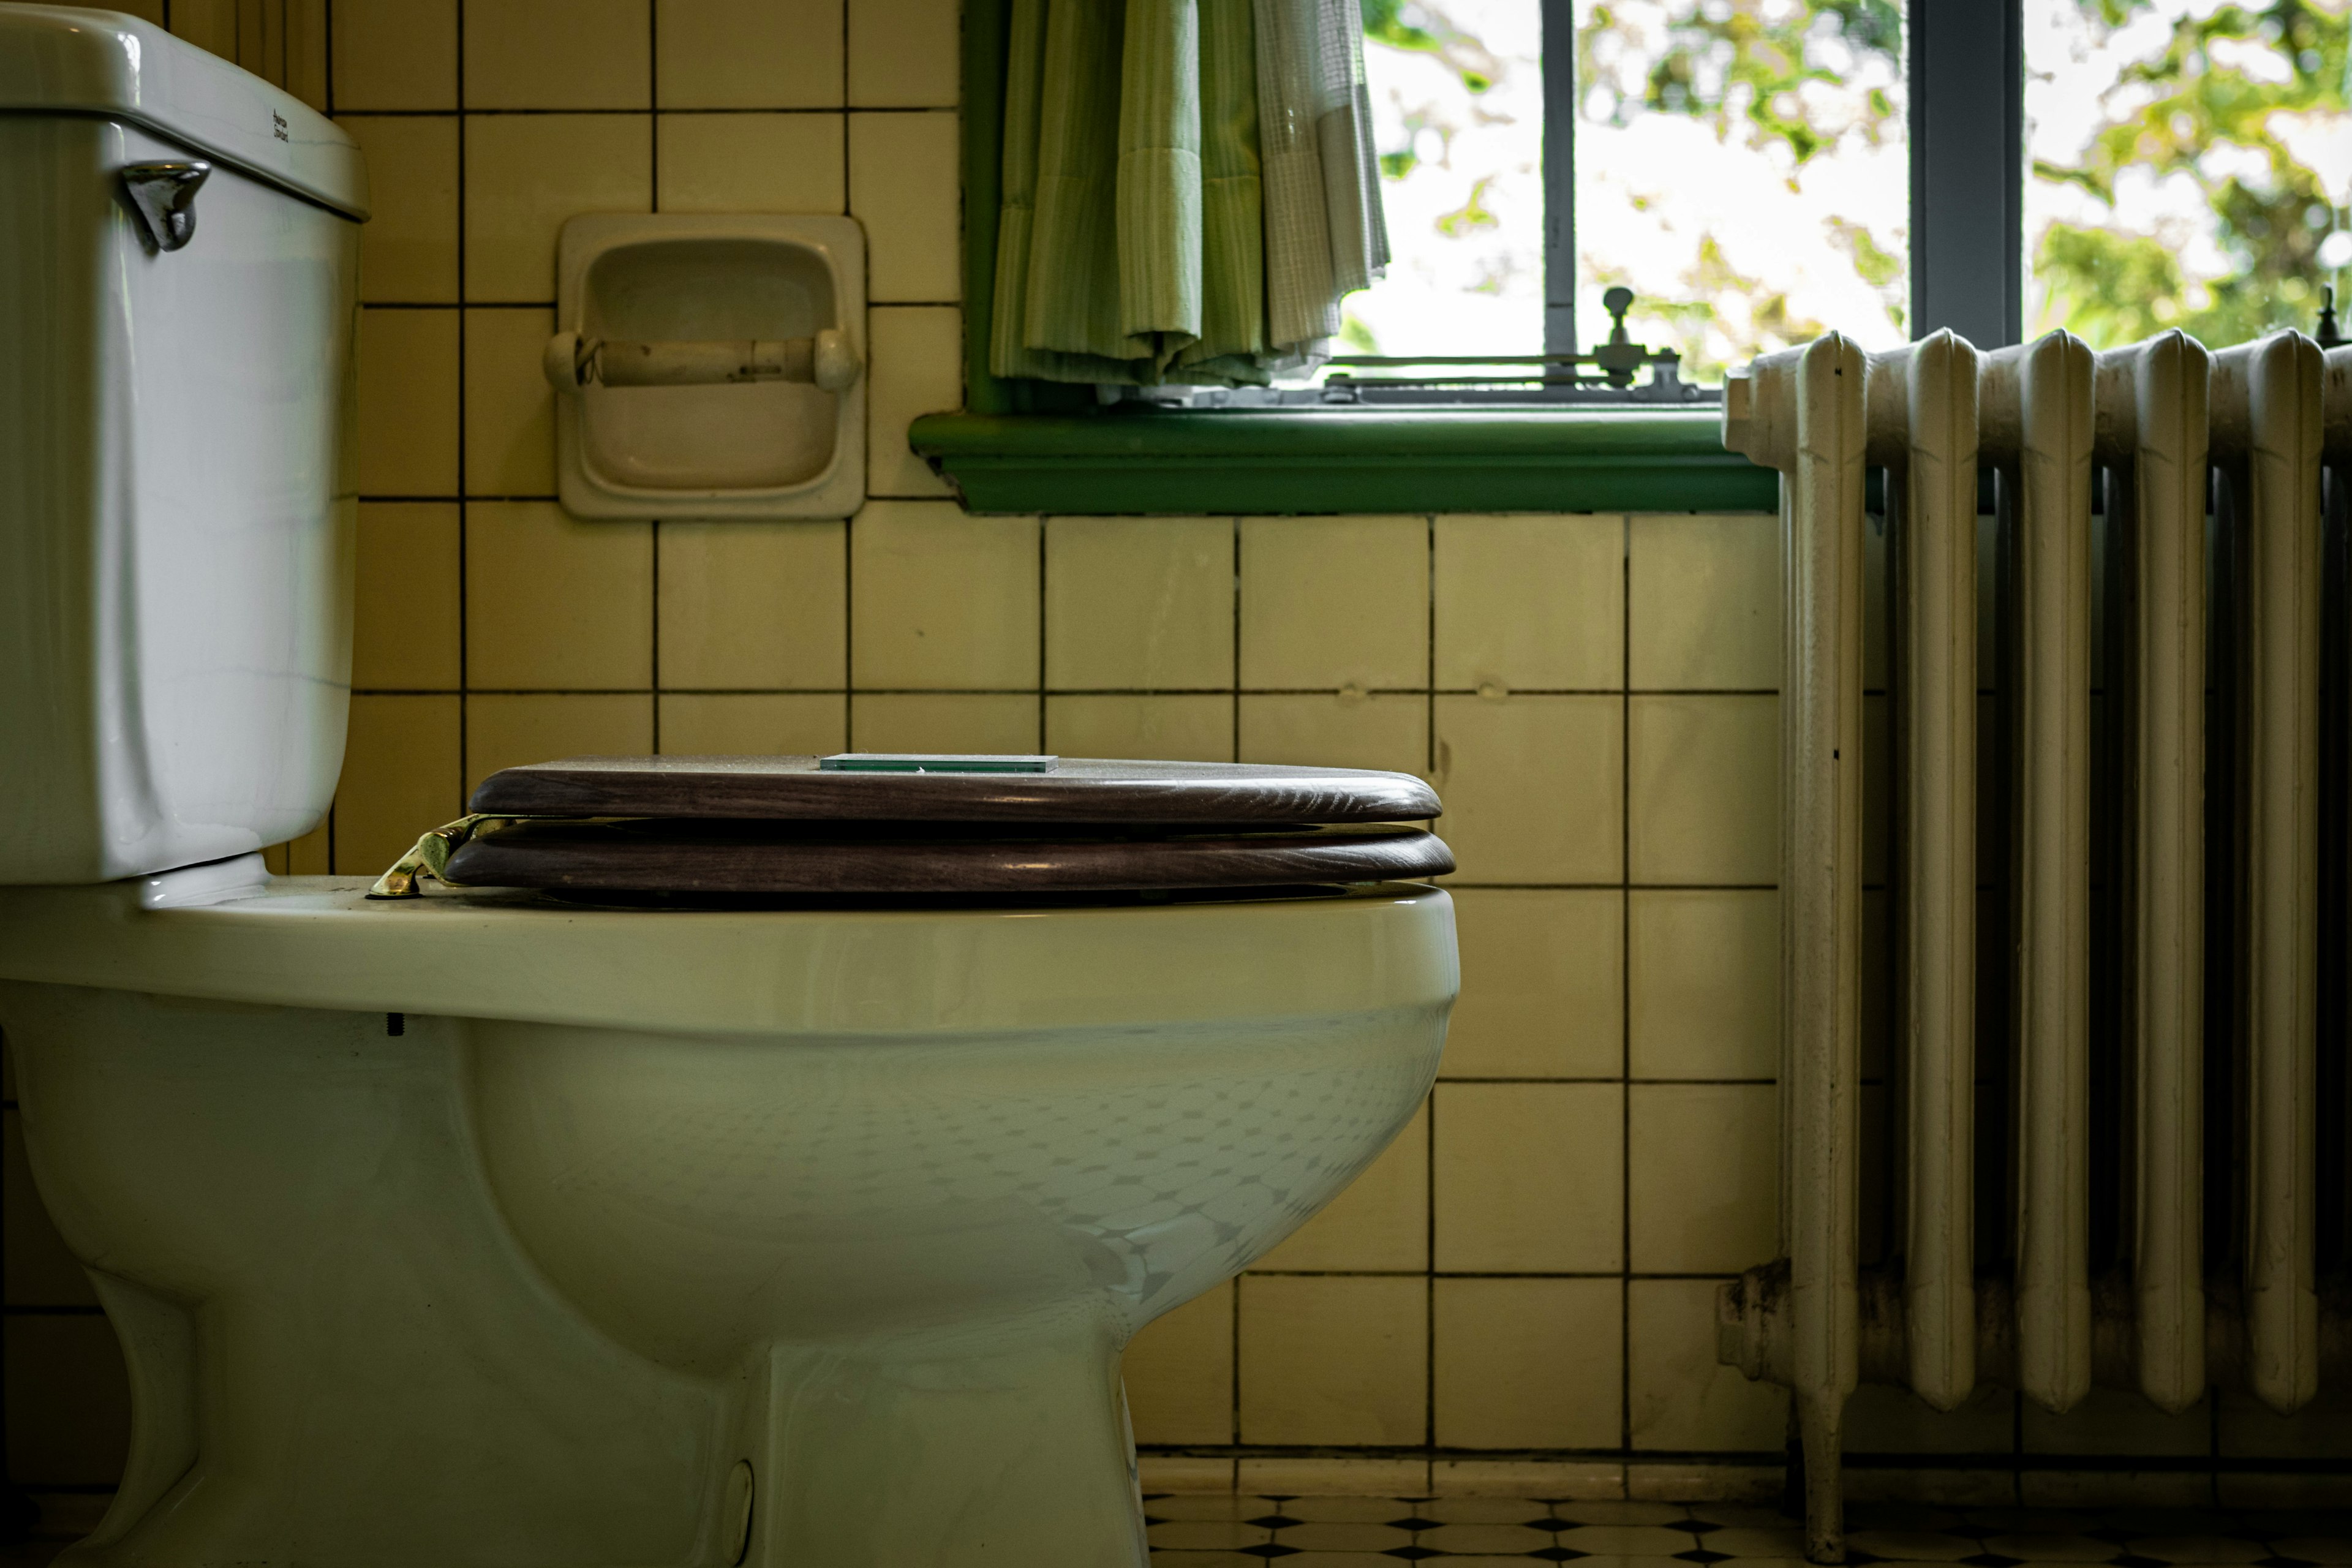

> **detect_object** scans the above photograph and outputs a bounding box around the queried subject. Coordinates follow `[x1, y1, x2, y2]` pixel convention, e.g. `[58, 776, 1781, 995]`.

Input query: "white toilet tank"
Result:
[0, 6, 369, 883]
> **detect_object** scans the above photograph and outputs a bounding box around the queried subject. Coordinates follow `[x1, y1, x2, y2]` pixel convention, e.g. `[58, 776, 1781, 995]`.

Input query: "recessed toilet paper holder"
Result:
[548, 213, 867, 520]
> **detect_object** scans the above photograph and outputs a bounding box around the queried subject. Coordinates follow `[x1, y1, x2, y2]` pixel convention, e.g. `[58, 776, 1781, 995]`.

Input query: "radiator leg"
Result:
[1796, 1391, 1847, 1564]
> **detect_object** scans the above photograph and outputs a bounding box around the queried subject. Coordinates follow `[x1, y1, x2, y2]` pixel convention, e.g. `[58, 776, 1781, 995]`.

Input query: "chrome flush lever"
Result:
[121, 161, 211, 251]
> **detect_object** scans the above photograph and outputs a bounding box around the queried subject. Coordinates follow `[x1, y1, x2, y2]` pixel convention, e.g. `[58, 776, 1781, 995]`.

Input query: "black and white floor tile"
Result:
[1145, 1497, 2352, 1567]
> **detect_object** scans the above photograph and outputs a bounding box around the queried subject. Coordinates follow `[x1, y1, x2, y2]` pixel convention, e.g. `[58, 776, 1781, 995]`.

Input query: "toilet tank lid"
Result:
[0, 6, 368, 220]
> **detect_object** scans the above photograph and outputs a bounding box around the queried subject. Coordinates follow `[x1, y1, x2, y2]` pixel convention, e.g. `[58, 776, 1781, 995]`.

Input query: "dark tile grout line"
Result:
[1229, 519, 1243, 763]
[1619, 511, 1635, 1458]
[1425, 511, 1438, 1453]
[644, 0, 659, 758]
[318, 0, 337, 874]
[839, 0, 854, 753]
[451, 0, 469, 854]
[1035, 492, 1047, 752]
[1229, 511, 1244, 1447]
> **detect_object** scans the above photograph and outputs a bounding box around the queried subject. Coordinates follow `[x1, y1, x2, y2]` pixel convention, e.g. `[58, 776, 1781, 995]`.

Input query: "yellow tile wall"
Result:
[244, 0, 968, 881]
[12, 0, 2341, 1515]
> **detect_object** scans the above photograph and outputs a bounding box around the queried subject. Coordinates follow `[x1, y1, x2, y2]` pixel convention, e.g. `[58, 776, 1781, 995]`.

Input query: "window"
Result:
[918, 0, 2348, 511]
[1349, 0, 1908, 382]
[1343, 2, 1549, 363]
[2022, 1, 2351, 348]
[1325, 0, 2347, 394]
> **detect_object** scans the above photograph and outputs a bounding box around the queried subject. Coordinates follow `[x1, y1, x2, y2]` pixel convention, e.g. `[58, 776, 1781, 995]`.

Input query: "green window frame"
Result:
[906, 0, 1775, 517]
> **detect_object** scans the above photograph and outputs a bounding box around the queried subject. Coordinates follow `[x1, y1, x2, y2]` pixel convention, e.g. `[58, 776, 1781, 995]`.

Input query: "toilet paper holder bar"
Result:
[543, 329, 862, 392]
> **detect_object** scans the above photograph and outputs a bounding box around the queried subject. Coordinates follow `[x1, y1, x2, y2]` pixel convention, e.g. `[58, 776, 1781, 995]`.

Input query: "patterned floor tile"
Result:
[2271, 1542, 2352, 1567]
[1419, 1521, 1559, 1553]
[1986, 1534, 2126, 1561]
[2256, 1515, 2352, 1540]
[29, 1491, 2352, 1568]
[1849, 1528, 1992, 1561]
[1967, 1511, 2116, 1536]
[1689, 1525, 1811, 1558]
[1145, 1519, 1273, 1550]
[1148, 1495, 1284, 1521]
[1559, 1524, 1706, 1555]
[1691, 1504, 1807, 1529]
[1282, 1495, 1426, 1524]
[2098, 1514, 2247, 1539]
[1142, 1498, 2350, 1568]
[1560, 1502, 1698, 1526]
[2126, 1536, 2273, 1564]
[1849, 1506, 1970, 1535]
[1423, 1496, 1569, 1525]
[1275, 1520, 1415, 1551]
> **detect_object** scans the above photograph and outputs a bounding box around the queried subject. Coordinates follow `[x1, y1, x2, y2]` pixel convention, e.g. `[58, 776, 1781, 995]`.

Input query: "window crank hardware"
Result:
[121, 160, 211, 251]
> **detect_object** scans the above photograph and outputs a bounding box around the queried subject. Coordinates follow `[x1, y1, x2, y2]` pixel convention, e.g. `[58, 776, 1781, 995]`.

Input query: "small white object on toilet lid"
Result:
[818, 755, 1057, 774]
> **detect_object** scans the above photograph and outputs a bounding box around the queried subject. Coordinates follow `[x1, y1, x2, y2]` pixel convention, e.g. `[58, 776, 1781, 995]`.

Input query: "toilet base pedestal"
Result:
[744, 1320, 1147, 1567]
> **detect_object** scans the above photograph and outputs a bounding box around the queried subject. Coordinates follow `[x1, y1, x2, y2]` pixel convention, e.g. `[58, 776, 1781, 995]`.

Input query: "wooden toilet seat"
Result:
[439, 756, 1452, 895]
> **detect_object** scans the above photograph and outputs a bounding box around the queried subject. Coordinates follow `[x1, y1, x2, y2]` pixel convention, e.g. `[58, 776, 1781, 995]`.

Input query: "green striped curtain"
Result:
[994, 0, 1374, 387]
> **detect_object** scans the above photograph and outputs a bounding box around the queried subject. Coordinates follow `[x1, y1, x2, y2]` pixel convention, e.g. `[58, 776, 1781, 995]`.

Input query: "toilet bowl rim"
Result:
[0, 875, 1460, 1038]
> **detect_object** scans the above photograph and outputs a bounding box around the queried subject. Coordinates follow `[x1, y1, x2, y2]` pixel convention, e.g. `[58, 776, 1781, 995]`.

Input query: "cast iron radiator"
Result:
[1713, 331, 2351, 1561]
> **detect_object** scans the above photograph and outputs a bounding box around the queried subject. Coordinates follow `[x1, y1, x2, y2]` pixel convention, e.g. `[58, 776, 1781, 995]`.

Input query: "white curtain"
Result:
[1252, 0, 1389, 363]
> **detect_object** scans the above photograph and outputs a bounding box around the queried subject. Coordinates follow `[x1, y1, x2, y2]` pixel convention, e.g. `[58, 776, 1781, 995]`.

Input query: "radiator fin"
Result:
[1985, 333, 2099, 1415]
[2212, 334, 2326, 1416]
[1866, 334, 1982, 1413]
[1724, 333, 1868, 1564]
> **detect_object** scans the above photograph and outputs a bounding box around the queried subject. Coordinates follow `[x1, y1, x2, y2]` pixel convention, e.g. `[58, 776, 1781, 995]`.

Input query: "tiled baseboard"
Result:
[1139, 1456, 2352, 1509]
[1137, 1455, 1784, 1500]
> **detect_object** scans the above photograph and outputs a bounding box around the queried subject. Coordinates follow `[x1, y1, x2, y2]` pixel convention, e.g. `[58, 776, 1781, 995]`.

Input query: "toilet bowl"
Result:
[0, 12, 1459, 1566]
[0, 870, 1453, 1568]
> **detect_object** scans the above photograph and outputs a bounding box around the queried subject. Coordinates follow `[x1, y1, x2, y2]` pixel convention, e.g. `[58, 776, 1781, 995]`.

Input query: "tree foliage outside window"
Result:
[1572, 0, 1909, 380]
[1347, 0, 1546, 361]
[2026, 0, 2350, 349]
[1349, 0, 2351, 383]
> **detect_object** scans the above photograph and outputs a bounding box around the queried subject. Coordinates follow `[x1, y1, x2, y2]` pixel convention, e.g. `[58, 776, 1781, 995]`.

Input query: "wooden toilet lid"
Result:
[441, 756, 1451, 896]
[469, 755, 1439, 824]
[441, 819, 1452, 895]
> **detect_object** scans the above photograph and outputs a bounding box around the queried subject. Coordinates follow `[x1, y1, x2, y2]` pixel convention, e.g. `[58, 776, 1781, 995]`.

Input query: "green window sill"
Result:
[940, 1, 1776, 520]
[907, 406, 1777, 516]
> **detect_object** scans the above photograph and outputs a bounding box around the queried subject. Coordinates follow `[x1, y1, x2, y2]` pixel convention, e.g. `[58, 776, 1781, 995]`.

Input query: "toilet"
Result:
[0, 12, 1458, 1568]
